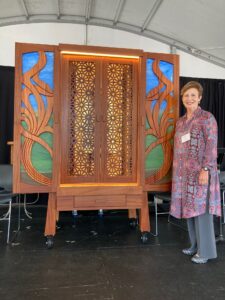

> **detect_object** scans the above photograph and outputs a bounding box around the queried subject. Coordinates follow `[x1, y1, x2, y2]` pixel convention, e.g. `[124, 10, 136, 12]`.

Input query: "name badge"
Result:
[181, 132, 191, 143]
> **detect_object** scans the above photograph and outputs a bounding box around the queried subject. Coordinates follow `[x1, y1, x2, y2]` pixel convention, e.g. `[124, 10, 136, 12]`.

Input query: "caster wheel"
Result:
[141, 232, 149, 244]
[98, 209, 104, 217]
[129, 218, 137, 229]
[72, 210, 78, 218]
[46, 235, 54, 249]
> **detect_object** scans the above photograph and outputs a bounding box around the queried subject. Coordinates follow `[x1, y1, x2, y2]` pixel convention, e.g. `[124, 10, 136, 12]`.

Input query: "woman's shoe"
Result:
[182, 248, 196, 256]
[191, 254, 208, 264]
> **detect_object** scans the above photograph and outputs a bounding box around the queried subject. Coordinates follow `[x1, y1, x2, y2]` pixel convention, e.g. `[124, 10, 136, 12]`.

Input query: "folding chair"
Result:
[0, 165, 20, 243]
[219, 171, 225, 224]
[150, 192, 186, 236]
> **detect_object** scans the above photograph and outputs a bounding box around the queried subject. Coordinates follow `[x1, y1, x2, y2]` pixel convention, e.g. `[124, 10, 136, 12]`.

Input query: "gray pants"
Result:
[187, 213, 217, 259]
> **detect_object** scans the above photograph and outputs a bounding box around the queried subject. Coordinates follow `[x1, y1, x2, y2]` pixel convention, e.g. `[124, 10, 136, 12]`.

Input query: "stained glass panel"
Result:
[145, 58, 175, 185]
[20, 51, 54, 186]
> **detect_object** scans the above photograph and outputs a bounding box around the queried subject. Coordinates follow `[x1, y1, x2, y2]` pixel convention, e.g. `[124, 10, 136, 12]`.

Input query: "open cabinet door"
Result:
[13, 43, 58, 193]
[143, 53, 179, 192]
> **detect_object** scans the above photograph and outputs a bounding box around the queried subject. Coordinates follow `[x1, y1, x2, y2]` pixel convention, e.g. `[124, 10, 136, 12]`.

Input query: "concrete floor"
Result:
[0, 204, 225, 300]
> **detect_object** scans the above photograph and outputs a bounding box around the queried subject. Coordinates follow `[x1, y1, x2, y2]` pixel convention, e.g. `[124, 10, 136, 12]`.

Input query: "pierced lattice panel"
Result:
[68, 61, 96, 177]
[105, 63, 134, 177]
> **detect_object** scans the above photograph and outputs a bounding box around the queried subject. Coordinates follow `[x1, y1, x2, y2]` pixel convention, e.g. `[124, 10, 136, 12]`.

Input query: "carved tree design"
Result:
[145, 58, 175, 184]
[21, 51, 53, 185]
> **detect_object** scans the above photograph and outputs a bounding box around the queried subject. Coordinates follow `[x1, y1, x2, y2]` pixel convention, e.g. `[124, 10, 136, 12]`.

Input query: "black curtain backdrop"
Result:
[0, 66, 14, 164]
[0, 66, 225, 163]
[180, 77, 225, 148]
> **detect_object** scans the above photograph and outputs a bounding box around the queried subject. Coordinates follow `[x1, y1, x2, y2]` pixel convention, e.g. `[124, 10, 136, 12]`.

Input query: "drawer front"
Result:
[57, 196, 74, 211]
[75, 195, 126, 209]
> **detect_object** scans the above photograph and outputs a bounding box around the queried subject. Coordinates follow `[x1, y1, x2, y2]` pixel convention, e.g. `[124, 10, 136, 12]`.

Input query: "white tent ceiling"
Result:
[1, 0, 225, 68]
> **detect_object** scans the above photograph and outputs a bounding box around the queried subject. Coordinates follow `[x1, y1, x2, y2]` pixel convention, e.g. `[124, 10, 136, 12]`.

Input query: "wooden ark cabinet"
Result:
[13, 43, 179, 247]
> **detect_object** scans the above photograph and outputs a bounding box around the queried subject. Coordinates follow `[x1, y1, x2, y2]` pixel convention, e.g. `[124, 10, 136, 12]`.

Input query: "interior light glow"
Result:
[60, 183, 139, 187]
[61, 51, 140, 59]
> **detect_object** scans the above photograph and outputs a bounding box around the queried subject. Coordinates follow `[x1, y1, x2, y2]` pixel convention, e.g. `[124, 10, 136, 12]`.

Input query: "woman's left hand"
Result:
[199, 169, 209, 185]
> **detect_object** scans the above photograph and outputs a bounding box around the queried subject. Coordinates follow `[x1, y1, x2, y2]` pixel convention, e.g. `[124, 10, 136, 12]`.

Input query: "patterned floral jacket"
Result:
[170, 107, 221, 219]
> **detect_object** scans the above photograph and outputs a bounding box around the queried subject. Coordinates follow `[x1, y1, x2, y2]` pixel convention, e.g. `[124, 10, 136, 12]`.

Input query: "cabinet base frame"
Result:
[44, 191, 150, 237]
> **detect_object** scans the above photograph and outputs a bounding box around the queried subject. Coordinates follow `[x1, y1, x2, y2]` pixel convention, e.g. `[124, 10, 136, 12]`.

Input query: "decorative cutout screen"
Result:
[61, 56, 137, 184]
[68, 61, 96, 178]
[104, 63, 134, 178]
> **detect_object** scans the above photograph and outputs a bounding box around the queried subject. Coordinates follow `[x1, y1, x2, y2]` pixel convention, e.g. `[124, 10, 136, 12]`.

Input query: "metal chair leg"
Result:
[150, 195, 158, 237]
[155, 196, 158, 236]
[5, 195, 21, 244]
[6, 199, 12, 244]
[223, 190, 225, 224]
[17, 195, 21, 232]
[11, 195, 21, 243]
[216, 215, 225, 242]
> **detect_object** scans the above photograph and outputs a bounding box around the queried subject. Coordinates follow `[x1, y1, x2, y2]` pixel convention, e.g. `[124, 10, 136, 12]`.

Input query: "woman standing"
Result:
[170, 81, 221, 264]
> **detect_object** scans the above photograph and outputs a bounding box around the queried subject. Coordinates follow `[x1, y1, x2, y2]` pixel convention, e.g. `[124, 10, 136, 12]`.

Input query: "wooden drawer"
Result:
[57, 196, 74, 211]
[56, 194, 143, 211]
[126, 194, 143, 208]
[74, 195, 126, 209]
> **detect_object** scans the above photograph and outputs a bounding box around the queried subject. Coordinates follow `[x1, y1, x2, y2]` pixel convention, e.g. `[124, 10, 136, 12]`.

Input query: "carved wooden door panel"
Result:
[101, 59, 138, 183]
[143, 53, 179, 192]
[13, 43, 57, 193]
[60, 55, 101, 183]
[60, 54, 138, 184]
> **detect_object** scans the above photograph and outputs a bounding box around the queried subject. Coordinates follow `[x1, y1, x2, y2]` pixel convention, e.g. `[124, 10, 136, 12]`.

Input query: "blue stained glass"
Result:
[151, 100, 157, 110]
[22, 52, 39, 74]
[26, 94, 48, 111]
[28, 94, 38, 111]
[22, 51, 54, 90]
[30, 78, 37, 86]
[22, 88, 48, 112]
[149, 99, 167, 113]
[146, 59, 174, 95]
[146, 59, 159, 94]
[160, 100, 167, 110]
[159, 61, 173, 82]
[39, 52, 54, 90]
[160, 85, 166, 93]
[22, 51, 54, 112]
[41, 95, 48, 109]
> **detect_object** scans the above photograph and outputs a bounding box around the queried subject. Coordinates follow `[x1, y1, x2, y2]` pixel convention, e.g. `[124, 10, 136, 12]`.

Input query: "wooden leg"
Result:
[44, 193, 57, 236]
[139, 192, 150, 232]
[56, 211, 59, 222]
[128, 209, 137, 219]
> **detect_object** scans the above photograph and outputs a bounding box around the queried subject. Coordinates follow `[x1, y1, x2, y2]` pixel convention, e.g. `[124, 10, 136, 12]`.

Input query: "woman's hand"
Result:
[198, 169, 209, 185]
